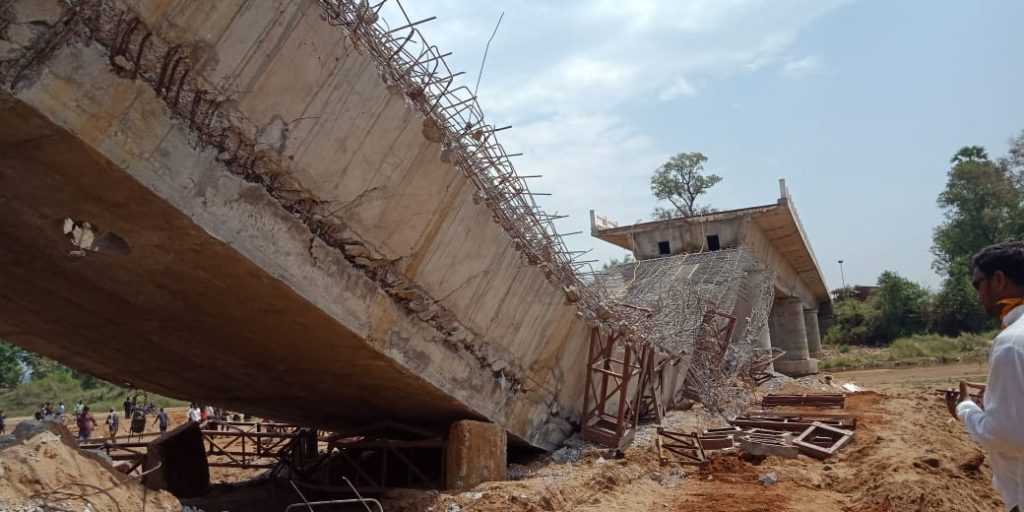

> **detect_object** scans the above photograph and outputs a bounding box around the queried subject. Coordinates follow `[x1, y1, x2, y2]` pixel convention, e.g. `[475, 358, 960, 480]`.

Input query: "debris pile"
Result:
[0, 420, 180, 511]
[579, 247, 778, 448]
[655, 392, 858, 467]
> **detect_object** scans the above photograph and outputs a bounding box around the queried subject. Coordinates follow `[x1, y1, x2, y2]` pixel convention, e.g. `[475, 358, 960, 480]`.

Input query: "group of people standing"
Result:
[102, 396, 171, 438]
[186, 403, 235, 428]
[32, 401, 66, 421]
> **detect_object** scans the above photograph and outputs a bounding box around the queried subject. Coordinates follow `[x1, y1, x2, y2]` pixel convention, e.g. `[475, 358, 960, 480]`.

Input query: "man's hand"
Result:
[946, 389, 962, 419]
[959, 380, 987, 409]
[961, 380, 986, 394]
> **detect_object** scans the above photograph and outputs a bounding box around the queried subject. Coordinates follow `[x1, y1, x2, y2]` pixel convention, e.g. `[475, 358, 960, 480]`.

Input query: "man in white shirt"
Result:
[187, 403, 201, 423]
[950, 241, 1024, 511]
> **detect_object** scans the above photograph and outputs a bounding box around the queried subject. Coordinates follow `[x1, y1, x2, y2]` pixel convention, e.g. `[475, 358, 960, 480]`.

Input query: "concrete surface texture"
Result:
[445, 420, 508, 491]
[804, 308, 824, 358]
[769, 297, 818, 377]
[0, 0, 590, 449]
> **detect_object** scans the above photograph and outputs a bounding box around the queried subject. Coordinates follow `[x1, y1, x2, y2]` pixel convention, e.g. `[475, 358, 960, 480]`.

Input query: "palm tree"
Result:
[950, 145, 989, 164]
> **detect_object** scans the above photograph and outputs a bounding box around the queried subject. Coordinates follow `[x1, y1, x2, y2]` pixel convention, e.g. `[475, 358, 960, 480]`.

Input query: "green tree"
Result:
[932, 256, 995, 335]
[824, 297, 878, 346]
[1000, 130, 1024, 182]
[0, 339, 25, 388]
[932, 146, 1023, 274]
[930, 141, 1022, 335]
[650, 152, 721, 218]
[19, 351, 68, 380]
[949, 145, 989, 165]
[871, 271, 930, 341]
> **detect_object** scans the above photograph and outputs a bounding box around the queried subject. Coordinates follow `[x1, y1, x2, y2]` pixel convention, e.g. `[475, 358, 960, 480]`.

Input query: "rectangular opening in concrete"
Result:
[706, 235, 721, 251]
[658, 241, 671, 255]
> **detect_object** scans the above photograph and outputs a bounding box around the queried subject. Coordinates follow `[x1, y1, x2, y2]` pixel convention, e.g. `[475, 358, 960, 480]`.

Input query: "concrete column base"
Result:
[773, 359, 819, 377]
[446, 420, 507, 491]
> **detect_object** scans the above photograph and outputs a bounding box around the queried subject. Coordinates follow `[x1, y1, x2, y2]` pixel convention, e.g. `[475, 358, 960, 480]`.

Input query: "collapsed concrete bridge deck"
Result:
[0, 0, 596, 449]
[591, 180, 832, 377]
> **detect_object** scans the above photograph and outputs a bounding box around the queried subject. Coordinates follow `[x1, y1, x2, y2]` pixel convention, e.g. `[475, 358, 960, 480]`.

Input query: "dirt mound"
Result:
[0, 421, 181, 511]
[822, 389, 1001, 512]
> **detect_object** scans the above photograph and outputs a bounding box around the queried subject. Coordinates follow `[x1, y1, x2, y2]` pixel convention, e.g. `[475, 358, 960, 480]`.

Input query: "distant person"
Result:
[199, 404, 209, 423]
[947, 241, 1024, 512]
[43, 402, 51, 417]
[57, 402, 65, 417]
[106, 408, 119, 437]
[154, 407, 170, 433]
[74, 400, 84, 418]
[122, 396, 132, 420]
[0, 409, 6, 435]
[77, 406, 96, 441]
[187, 404, 200, 423]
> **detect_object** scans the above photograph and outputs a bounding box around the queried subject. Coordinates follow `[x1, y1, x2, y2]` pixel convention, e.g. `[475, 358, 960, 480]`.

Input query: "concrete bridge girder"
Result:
[0, 0, 591, 449]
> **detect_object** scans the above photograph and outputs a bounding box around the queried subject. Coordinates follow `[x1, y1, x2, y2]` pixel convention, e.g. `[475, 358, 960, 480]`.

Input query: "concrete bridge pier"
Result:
[768, 297, 818, 376]
[804, 309, 824, 358]
[757, 326, 774, 372]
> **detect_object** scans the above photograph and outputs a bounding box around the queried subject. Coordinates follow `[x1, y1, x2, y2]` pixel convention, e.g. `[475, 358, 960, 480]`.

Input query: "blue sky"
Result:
[386, 0, 1024, 290]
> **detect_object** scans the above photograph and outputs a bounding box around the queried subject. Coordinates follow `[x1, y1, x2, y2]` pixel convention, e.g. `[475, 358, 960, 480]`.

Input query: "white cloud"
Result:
[383, 0, 850, 264]
[499, 113, 670, 267]
[782, 55, 823, 78]
[658, 77, 699, 101]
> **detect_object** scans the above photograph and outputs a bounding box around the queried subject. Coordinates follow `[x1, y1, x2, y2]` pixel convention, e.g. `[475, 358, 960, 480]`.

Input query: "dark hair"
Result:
[973, 241, 1024, 286]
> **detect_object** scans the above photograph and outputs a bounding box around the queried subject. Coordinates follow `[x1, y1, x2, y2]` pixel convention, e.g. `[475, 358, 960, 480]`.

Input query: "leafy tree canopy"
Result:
[932, 145, 1024, 274]
[650, 152, 722, 219]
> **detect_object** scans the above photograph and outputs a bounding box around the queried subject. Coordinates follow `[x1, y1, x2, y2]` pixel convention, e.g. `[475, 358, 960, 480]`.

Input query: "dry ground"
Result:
[378, 364, 1003, 512]
[5, 364, 999, 511]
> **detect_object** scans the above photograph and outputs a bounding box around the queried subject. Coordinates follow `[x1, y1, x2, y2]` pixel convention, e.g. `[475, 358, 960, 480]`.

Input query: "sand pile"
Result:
[0, 421, 181, 511]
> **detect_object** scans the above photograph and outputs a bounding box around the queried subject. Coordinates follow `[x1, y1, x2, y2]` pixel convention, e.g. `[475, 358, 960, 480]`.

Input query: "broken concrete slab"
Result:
[738, 438, 799, 459]
[0, 0, 591, 450]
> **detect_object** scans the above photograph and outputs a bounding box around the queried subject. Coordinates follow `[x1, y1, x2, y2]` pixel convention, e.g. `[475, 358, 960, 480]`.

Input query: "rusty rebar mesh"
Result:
[314, 1, 773, 415]
[315, 0, 606, 318]
[685, 267, 775, 412]
[593, 247, 775, 411]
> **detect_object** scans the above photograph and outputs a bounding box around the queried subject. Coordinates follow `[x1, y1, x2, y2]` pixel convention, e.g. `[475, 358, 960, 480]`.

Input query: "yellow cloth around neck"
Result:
[999, 298, 1024, 328]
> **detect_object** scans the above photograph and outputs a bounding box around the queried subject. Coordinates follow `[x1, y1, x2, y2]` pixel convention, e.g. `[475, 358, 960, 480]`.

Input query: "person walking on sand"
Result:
[106, 408, 119, 438]
[0, 409, 6, 436]
[947, 241, 1024, 511]
[154, 407, 169, 433]
[77, 406, 96, 441]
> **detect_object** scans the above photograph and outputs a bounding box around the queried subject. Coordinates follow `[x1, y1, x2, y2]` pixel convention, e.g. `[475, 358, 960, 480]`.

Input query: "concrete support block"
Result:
[804, 309, 823, 358]
[738, 438, 799, 459]
[446, 420, 507, 491]
[769, 297, 817, 377]
[142, 422, 209, 498]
